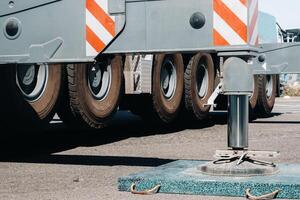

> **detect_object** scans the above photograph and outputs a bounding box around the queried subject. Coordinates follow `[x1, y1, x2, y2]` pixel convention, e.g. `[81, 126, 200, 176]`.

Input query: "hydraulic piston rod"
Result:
[228, 95, 249, 149]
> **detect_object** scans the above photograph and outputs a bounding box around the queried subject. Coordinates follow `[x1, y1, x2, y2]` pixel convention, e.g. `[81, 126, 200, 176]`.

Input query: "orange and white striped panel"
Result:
[213, 0, 259, 46]
[86, 0, 116, 57]
[248, 0, 259, 45]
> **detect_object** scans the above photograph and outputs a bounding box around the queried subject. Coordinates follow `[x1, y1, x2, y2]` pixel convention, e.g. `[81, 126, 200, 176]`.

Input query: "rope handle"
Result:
[246, 188, 280, 200]
[130, 183, 160, 195]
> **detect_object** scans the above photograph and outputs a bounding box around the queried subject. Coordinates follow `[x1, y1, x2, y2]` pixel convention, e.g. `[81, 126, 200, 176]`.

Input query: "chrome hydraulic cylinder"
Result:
[227, 95, 249, 149]
[222, 57, 252, 149]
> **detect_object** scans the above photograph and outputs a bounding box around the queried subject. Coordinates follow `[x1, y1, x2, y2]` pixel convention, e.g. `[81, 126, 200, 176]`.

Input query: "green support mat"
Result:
[118, 160, 300, 199]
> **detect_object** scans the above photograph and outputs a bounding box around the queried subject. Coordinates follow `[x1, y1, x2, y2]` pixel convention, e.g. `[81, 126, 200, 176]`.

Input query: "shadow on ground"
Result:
[253, 120, 300, 124]
[4, 154, 177, 167]
[250, 112, 300, 124]
[0, 111, 227, 160]
[0, 111, 285, 166]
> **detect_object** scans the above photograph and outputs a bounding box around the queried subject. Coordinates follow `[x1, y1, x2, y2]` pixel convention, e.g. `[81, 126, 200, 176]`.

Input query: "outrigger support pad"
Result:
[199, 57, 280, 177]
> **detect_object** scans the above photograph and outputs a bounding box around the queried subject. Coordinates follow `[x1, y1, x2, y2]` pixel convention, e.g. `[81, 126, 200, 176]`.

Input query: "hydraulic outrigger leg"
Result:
[199, 57, 279, 177]
[228, 95, 249, 149]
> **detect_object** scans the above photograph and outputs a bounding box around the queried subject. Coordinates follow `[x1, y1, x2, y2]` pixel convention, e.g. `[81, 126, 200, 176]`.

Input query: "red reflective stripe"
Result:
[86, 25, 105, 52]
[214, 29, 230, 46]
[86, 0, 115, 36]
[214, 0, 247, 42]
[249, 1, 258, 39]
[239, 0, 247, 6]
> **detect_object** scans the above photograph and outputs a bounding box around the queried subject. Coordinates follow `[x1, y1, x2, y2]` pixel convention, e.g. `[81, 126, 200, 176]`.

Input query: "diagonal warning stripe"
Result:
[221, 0, 248, 24]
[214, 29, 230, 46]
[95, 0, 115, 22]
[86, 0, 115, 36]
[239, 0, 247, 6]
[86, 25, 106, 53]
[214, 12, 247, 45]
[86, 10, 113, 45]
[85, 0, 116, 56]
[213, 0, 259, 46]
[214, 0, 247, 43]
[249, 0, 259, 45]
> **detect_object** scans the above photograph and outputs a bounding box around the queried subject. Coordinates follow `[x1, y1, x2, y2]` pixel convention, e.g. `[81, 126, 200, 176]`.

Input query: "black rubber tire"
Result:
[249, 75, 259, 110]
[152, 54, 184, 123]
[59, 56, 123, 129]
[184, 53, 215, 120]
[56, 65, 77, 128]
[127, 54, 184, 124]
[248, 75, 260, 120]
[256, 74, 277, 117]
[0, 64, 61, 128]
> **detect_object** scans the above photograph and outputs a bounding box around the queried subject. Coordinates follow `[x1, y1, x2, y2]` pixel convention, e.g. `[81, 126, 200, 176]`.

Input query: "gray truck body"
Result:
[0, 0, 300, 91]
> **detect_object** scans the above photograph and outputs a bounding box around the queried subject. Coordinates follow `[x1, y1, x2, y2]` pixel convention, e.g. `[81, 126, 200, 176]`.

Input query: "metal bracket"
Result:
[213, 150, 279, 168]
[205, 83, 222, 107]
[25, 37, 63, 63]
[199, 150, 280, 177]
[222, 57, 253, 94]
[109, 0, 126, 15]
[215, 150, 280, 160]
[0, 0, 62, 17]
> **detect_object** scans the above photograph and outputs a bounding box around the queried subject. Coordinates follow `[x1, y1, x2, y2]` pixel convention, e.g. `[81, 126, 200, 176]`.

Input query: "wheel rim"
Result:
[196, 59, 209, 98]
[16, 64, 48, 102]
[87, 62, 112, 101]
[266, 75, 273, 99]
[160, 57, 177, 99]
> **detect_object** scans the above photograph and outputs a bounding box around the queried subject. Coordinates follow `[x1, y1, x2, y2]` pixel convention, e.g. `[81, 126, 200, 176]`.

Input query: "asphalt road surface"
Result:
[0, 97, 299, 200]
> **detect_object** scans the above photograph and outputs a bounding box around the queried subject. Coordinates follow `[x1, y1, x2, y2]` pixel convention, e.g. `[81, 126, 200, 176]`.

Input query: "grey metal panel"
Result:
[145, 0, 213, 51]
[106, 1, 147, 54]
[0, 0, 126, 64]
[259, 43, 300, 74]
[258, 12, 278, 44]
[109, 0, 126, 15]
[0, 0, 61, 17]
[0, 0, 264, 64]
[222, 57, 253, 94]
[0, 0, 88, 64]
[106, 0, 213, 53]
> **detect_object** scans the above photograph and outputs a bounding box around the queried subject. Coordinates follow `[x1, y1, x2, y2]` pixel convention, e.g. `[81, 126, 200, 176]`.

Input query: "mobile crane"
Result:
[2, 1, 300, 197]
[0, 0, 286, 129]
[0, 0, 299, 154]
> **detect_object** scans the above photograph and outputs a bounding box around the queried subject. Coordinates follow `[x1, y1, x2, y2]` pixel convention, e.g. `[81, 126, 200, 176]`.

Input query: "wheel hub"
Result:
[87, 62, 111, 101]
[16, 64, 48, 102]
[196, 62, 209, 98]
[160, 58, 177, 99]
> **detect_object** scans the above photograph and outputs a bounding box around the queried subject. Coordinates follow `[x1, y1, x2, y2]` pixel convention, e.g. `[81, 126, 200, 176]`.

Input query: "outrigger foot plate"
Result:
[199, 150, 280, 177]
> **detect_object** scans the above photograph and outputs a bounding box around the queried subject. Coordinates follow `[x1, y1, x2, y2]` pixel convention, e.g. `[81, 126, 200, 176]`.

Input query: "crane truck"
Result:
[0, 0, 296, 130]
